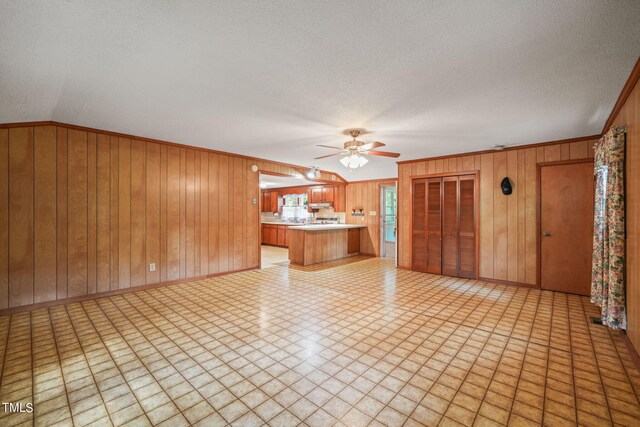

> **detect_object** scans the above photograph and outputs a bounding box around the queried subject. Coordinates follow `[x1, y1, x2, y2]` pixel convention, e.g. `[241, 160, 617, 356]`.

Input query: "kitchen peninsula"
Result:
[288, 224, 367, 266]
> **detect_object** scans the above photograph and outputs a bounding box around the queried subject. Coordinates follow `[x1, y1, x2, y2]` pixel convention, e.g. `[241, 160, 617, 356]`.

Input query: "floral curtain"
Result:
[591, 126, 626, 329]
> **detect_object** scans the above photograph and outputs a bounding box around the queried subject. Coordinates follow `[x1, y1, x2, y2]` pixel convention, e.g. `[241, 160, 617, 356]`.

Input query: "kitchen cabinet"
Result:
[308, 186, 337, 212]
[277, 225, 287, 246]
[261, 192, 270, 212]
[261, 224, 277, 245]
[310, 186, 334, 203]
[261, 224, 289, 248]
[322, 187, 334, 204]
[261, 191, 279, 213]
[262, 184, 344, 212]
[310, 187, 324, 203]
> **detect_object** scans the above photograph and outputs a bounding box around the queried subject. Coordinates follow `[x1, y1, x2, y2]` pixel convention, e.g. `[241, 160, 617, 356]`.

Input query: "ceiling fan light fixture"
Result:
[340, 152, 368, 169]
[316, 129, 399, 168]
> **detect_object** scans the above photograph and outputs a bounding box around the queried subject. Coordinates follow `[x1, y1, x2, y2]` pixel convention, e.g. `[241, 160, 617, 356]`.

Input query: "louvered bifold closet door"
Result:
[441, 177, 459, 276]
[411, 179, 428, 272]
[458, 175, 476, 278]
[426, 178, 442, 274]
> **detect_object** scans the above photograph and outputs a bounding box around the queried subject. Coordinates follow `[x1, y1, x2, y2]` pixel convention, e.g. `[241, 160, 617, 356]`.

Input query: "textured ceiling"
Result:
[1, 1, 639, 180]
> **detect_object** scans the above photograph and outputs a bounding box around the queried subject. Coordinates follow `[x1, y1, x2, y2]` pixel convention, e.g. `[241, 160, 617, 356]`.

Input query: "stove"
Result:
[314, 217, 339, 224]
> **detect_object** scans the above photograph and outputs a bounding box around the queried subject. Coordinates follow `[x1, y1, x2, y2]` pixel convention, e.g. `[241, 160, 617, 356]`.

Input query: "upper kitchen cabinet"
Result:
[261, 184, 344, 212]
[322, 187, 334, 204]
[309, 186, 335, 203]
[261, 190, 279, 212]
[310, 187, 324, 203]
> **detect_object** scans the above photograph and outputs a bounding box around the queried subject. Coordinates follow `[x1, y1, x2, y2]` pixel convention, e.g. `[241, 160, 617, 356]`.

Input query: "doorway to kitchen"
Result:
[381, 185, 397, 260]
[259, 172, 315, 268]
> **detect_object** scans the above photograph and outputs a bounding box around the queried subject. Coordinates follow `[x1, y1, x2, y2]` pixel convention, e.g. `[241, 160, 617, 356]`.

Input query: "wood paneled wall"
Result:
[0, 123, 331, 309]
[611, 76, 640, 354]
[346, 179, 396, 256]
[397, 139, 597, 284]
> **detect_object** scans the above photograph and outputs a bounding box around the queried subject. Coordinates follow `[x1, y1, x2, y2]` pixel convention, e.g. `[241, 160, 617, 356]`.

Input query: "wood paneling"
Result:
[398, 138, 598, 285]
[118, 137, 131, 289]
[610, 71, 640, 354]
[145, 142, 161, 285]
[67, 129, 88, 298]
[0, 122, 317, 310]
[345, 179, 396, 256]
[8, 127, 34, 307]
[166, 146, 180, 281]
[109, 136, 119, 291]
[34, 126, 57, 303]
[87, 133, 97, 296]
[57, 127, 68, 299]
[0, 129, 8, 309]
[96, 134, 110, 293]
[288, 228, 355, 266]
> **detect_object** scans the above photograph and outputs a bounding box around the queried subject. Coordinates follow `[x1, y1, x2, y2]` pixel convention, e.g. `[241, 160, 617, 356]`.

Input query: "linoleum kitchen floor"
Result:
[261, 246, 290, 269]
[0, 258, 639, 426]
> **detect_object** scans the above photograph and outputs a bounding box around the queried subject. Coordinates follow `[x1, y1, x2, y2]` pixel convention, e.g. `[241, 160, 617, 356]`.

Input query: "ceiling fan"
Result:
[314, 130, 400, 169]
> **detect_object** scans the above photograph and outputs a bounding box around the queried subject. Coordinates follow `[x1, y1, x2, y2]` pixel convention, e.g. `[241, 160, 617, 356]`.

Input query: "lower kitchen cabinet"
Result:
[261, 224, 289, 248]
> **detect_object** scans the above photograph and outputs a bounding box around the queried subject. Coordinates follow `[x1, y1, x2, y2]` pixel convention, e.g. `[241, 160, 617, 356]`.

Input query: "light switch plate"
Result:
[369, 211, 376, 216]
[149, 263, 156, 272]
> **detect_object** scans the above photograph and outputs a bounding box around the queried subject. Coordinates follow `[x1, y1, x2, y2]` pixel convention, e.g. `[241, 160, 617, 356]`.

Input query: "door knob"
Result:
[543, 232, 551, 237]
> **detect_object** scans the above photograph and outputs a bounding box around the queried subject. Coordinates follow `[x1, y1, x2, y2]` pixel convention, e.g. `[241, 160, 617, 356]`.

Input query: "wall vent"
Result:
[590, 317, 604, 325]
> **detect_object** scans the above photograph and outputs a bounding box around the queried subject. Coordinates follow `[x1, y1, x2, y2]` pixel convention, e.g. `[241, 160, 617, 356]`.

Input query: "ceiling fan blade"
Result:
[360, 141, 385, 150]
[316, 144, 344, 150]
[314, 152, 344, 159]
[366, 150, 401, 158]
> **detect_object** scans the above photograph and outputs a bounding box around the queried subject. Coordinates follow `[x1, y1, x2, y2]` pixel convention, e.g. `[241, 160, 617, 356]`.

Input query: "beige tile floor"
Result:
[261, 246, 290, 269]
[0, 257, 639, 426]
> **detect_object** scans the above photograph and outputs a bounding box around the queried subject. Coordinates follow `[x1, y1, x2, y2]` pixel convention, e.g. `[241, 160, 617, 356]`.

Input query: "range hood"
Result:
[309, 202, 332, 209]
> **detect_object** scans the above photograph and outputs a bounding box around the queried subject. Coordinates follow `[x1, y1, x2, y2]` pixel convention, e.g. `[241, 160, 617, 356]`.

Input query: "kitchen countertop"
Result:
[288, 224, 367, 231]
[261, 221, 305, 225]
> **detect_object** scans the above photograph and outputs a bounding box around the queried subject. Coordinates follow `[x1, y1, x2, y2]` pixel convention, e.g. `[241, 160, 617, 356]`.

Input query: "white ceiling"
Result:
[1, 1, 639, 180]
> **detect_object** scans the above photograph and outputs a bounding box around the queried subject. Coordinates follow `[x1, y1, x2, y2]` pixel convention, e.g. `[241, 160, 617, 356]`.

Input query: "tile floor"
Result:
[261, 246, 290, 269]
[0, 258, 639, 426]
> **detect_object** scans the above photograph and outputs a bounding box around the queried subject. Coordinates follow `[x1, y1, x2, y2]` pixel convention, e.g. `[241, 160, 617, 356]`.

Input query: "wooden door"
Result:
[441, 177, 458, 276]
[412, 179, 428, 272]
[264, 225, 276, 245]
[277, 225, 286, 246]
[426, 179, 442, 273]
[310, 188, 323, 203]
[322, 187, 334, 203]
[270, 192, 278, 212]
[412, 174, 475, 278]
[540, 162, 594, 295]
[458, 175, 476, 278]
[261, 192, 269, 212]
